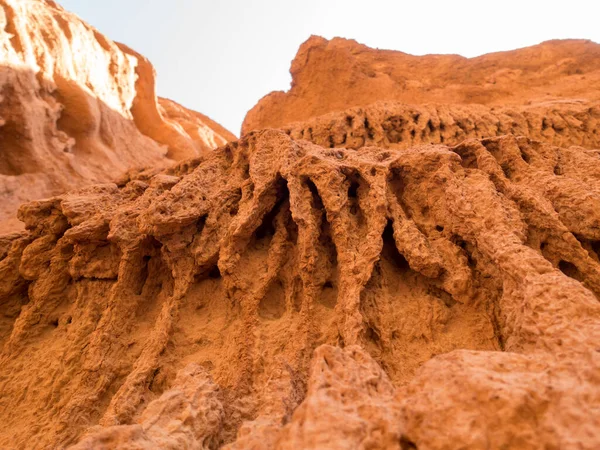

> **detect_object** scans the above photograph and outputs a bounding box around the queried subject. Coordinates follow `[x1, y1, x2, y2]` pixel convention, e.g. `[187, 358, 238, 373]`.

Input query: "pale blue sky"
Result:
[58, 0, 600, 136]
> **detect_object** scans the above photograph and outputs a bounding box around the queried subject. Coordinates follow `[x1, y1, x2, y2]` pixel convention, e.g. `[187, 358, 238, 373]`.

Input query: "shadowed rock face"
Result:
[1, 130, 599, 449]
[242, 36, 600, 134]
[0, 0, 235, 233]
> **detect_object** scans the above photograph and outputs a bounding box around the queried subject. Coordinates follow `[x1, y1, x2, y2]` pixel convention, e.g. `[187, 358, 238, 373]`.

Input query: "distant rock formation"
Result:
[243, 36, 600, 133]
[0, 0, 235, 233]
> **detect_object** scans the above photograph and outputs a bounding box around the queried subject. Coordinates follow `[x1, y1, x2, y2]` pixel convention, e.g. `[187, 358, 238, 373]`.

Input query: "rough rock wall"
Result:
[285, 100, 600, 151]
[1, 130, 599, 449]
[242, 36, 600, 133]
[0, 0, 234, 233]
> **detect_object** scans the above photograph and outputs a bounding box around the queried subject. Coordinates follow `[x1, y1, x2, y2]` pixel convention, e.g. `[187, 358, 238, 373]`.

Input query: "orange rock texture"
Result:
[283, 100, 600, 151]
[0, 0, 235, 233]
[1, 7, 600, 450]
[2, 130, 600, 449]
[243, 36, 600, 134]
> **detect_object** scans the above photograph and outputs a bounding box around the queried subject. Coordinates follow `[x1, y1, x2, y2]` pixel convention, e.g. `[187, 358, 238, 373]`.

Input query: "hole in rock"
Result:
[258, 279, 286, 320]
[382, 220, 410, 272]
[558, 260, 583, 282]
[592, 241, 600, 259]
[319, 281, 337, 309]
[542, 118, 549, 131]
[389, 169, 413, 218]
[254, 179, 290, 243]
[348, 178, 361, 216]
[451, 236, 477, 269]
[364, 117, 374, 139]
[427, 119, 435, 133]
[148, 367, 163, 394]
[519, 146, 531, 163]
[135, 255, 151, 296]
[196, 215, 207, 234]
[304, 178, 324, 210]
[286, 211, 299, 244]
[134, 238, 163, 295]
[348, 182, 359, 200]
[554, 163, 562, 176]
[435, 225, 444, 232]
[400, 436, 418, 450]
[208, 265, 221, 279]
[305, 178, 338, 275]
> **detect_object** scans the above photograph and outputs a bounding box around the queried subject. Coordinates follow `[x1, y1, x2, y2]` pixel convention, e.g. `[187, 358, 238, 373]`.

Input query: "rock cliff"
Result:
[1, 4, 600, 450]
[0, 0, 234, 233]
[243, 36, 600, 134]
[1, 130, 600, 449]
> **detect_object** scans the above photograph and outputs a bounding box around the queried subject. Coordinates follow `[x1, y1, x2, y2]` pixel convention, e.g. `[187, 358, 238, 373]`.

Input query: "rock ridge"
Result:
[243, 36, 600, 134]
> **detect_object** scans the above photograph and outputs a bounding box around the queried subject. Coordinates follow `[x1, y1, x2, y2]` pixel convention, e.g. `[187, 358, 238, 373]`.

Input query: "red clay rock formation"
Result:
[1, 130, 600, 449]
[0, 0, 234, 233]
[284, 100, 600, 151]
[243, 36, 600, 134]
[2, 2, 600, 448]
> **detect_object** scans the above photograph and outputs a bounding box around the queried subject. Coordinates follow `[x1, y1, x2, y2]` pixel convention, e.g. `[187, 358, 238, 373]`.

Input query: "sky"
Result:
[57, 0, 600, 136]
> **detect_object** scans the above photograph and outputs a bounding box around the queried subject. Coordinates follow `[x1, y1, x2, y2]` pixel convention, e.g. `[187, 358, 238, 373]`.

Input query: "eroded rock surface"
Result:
[1, 130, 599, 449]
[0, 0, 234, 233]
[285, 100, 600, 151]
[72, 363, 224, 450]
[243, 36, 600, 133]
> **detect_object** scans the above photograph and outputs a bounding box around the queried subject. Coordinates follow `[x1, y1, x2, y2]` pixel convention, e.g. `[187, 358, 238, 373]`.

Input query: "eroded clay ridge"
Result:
[0, 0, 234, 232]
[243, 36, 600, 133]
[285, 100, 600, 151]
[1, 130, 599, 449]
